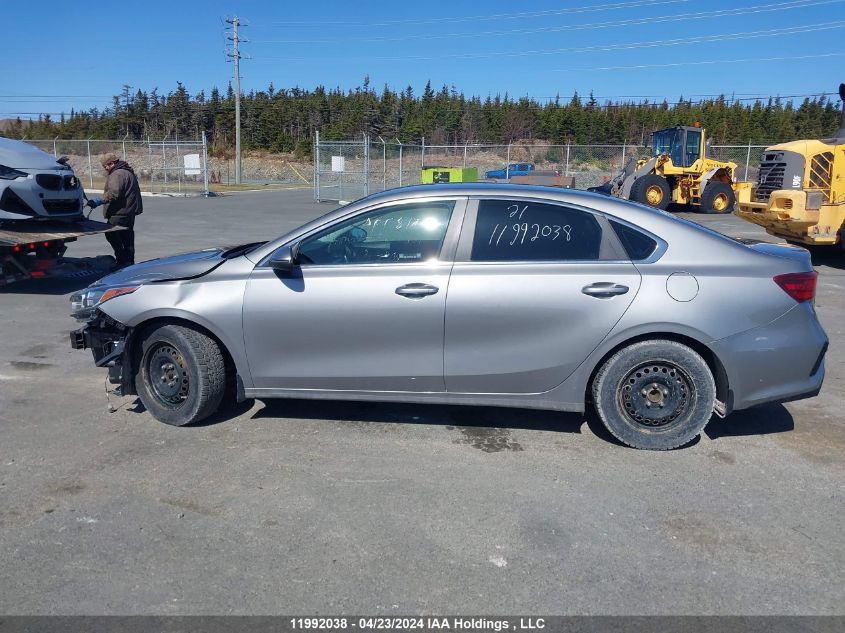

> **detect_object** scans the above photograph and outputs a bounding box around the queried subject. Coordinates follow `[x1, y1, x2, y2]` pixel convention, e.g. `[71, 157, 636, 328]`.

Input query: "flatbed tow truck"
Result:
[0, 218, 120, 286]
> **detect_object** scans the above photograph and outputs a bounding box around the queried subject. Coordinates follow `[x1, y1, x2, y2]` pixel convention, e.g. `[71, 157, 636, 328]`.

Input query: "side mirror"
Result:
[268, 242, 300, 274]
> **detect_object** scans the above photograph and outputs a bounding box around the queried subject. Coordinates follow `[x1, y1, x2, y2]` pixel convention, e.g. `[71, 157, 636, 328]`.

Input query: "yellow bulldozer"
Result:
[589, 124, 739, 213]
[735, 84, 845, 250]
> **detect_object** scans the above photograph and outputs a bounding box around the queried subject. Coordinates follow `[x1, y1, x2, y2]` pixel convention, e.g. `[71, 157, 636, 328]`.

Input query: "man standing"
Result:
[86, 152, 143, 269]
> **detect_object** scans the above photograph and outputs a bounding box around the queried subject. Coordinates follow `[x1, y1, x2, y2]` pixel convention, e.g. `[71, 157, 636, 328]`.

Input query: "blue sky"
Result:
[2, 0, 843, 119]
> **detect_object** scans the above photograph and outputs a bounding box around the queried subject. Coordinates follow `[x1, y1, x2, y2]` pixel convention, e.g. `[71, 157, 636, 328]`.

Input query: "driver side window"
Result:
[298, 201, 455, 266]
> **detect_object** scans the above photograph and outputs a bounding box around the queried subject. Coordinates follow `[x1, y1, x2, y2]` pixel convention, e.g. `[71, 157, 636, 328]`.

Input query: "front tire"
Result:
[630, 174, 671, 210]
[135, 324, 227, 426]
[591, 340, 716, 450]
[700, 182, 736, 214]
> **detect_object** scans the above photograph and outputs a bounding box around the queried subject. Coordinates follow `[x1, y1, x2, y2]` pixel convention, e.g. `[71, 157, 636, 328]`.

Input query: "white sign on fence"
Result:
[331, 156, 345, 172]
[183, 153, 201, 176]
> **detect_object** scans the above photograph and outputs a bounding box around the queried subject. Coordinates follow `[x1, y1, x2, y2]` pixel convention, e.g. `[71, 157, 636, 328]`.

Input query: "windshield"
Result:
[652, 129, 679, 157]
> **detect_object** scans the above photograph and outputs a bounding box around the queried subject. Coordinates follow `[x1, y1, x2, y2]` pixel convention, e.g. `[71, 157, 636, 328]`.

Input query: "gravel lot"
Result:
[0, 188, 842, 615]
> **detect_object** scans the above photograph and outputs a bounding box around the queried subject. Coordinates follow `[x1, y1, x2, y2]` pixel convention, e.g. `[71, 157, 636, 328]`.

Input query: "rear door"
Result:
[444, 197, 641, 394]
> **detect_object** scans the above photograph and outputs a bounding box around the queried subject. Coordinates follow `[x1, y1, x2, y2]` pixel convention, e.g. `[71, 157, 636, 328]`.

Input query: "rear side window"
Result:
[471, 199, 603, 261]
[609, 219, 658, 260]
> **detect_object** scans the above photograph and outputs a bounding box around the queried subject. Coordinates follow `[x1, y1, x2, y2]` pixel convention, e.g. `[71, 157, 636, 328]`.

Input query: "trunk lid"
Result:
[734, 238, 813, 270]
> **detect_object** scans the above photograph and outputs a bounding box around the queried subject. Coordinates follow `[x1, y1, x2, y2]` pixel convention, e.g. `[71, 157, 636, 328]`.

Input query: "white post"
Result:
[364, 132, 370, 197]
[379, 136, 386, 192]
[53, 136, 58, 157]
[314, 130, 320, 201]
[421, 136, 425, 171]
[202, 130, 210, 196]
[397, 139, 403, 187]
[86, 138, 93, 189]
[506, 143, 511, 179]
[744, 141, 752, 182]
[565, 139, 571, 177]
[162, 135, 168, 188]
[463, 142, 467, 168]
[175, 130, 182, 194]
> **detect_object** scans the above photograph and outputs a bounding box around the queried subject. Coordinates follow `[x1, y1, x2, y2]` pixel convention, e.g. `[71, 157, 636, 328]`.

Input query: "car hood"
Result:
[0, 137, 65, 169]
[98, 247, 229, 285]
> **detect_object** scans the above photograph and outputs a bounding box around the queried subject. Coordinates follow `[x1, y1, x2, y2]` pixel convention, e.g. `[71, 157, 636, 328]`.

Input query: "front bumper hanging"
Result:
[70, 317, 135, 392]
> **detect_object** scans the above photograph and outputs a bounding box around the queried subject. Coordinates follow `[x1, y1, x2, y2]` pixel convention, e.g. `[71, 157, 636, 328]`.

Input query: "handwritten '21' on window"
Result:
[471, 200, 603, 262]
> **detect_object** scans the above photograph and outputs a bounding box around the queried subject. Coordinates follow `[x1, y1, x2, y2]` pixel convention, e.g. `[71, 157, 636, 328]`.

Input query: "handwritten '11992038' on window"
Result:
[472, 200, 603, 262]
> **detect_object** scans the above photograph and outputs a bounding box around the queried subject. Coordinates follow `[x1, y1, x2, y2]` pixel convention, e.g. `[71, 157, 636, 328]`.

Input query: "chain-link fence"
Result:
[314, 135, 770, 202]
[23, 135, 209, 196]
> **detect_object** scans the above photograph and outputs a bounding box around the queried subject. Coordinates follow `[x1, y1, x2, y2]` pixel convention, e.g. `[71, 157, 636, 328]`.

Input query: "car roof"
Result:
[353, 183, 663, 222]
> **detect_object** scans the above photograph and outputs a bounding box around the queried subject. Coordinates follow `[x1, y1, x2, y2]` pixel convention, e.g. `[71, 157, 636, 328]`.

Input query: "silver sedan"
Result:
[70, 184, 827, 450]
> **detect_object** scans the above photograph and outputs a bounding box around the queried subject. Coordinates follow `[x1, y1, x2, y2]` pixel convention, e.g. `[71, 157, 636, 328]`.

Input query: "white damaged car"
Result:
[0, 137, 84, 221]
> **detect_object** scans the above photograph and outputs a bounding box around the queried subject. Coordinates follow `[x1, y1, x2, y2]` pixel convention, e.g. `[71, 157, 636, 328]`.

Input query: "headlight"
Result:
[0, 164, 28, 180]
[70, 284, 139, 318]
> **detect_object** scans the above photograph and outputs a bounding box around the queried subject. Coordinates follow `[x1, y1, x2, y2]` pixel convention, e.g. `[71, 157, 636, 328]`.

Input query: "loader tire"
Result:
[630, 174, 671, 210]
[701, 182, 736, 214]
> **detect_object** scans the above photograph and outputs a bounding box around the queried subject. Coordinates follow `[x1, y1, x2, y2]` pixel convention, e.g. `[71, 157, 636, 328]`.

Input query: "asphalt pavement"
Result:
[0, 188, 842, 615]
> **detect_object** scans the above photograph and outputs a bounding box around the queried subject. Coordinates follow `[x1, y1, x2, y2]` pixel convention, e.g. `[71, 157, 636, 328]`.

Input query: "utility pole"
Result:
[121, 84, 132, 136]
[226, 15, 244, 184]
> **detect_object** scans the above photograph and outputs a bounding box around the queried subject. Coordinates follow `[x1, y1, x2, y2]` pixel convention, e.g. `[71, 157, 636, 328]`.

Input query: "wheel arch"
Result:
[583, 331, 730, 411]
[711, 167, 733, 183]
[127, 314, 245, 398]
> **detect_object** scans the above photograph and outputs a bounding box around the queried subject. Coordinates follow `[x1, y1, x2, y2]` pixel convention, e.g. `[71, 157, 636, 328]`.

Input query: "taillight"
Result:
[774, 271, 817, 303]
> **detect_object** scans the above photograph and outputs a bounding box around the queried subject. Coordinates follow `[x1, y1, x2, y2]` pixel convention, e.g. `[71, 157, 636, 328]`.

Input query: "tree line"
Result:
[3, 78, 842, 156]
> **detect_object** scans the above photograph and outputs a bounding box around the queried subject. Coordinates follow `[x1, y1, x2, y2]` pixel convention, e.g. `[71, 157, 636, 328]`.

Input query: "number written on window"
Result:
[472, 200, 602, 261]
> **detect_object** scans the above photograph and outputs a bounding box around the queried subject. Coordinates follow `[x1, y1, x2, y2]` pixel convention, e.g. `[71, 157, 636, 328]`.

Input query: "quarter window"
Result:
[298, 201, 455, 265]
[471, 199, 603, 262]
[608, 219, 658, 260]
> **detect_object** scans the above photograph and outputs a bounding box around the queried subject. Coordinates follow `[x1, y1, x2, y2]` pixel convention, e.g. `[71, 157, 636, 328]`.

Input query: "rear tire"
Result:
[592, 340, 715, 450]
[700, 182, 736, 214]
[630, 174, 671, 210]
[135, 324, 227, 426]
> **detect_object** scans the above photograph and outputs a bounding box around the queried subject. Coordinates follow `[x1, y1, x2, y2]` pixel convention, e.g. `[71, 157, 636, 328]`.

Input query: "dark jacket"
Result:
[102, 161, 143, 226]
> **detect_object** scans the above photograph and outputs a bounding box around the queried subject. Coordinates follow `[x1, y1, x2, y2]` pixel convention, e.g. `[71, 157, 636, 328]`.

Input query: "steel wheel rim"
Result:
[713, 192, 729, 212]
[618, 361, 694, 428]
[646, 185, 664, 206]
[147, 343, 190, 407]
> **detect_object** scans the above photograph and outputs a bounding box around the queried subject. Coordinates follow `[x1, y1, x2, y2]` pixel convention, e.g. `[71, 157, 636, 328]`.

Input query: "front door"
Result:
[243, 198, 463, 392]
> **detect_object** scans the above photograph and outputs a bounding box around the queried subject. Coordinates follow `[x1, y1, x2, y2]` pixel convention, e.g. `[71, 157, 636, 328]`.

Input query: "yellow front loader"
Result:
[736, 84, 845, 250]
[590, 125, 739, 213]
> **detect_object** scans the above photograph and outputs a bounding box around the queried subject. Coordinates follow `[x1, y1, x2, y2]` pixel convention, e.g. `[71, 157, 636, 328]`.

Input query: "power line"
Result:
[249, 0, 842, 44]
[6, 90, 837, 119]
[250, 21, 844, 63]
[554, 51, 845, 72]
[0, 89, 837, 113]
[260, 0, 690, 27]
[0, 95, 114, 98]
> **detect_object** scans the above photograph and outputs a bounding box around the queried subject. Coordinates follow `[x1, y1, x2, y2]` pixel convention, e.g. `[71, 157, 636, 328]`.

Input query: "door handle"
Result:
[582, 282, 630, 298]
[395, 283, 439, 298]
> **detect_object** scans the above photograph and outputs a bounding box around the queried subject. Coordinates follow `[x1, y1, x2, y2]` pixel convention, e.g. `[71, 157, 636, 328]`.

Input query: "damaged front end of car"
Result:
[70, 284, 139, 395]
